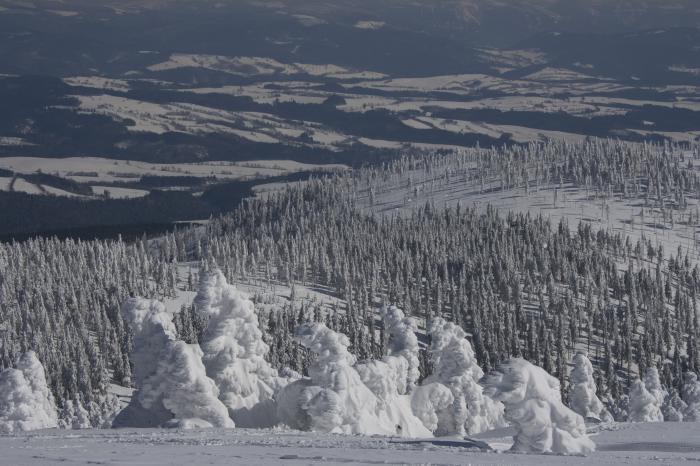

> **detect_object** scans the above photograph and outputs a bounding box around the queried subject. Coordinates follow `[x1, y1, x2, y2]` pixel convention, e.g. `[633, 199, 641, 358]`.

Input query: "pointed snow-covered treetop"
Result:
[194, 268, 285, 427]
[0, 351, 58, 434]
[424, 317, 505, 436]
[113, 297, 233, 429]
[481, 358, 595, 455]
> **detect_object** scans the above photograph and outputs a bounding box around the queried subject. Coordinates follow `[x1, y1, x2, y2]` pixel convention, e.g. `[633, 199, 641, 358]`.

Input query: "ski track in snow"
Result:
[3, 422, 700, 465]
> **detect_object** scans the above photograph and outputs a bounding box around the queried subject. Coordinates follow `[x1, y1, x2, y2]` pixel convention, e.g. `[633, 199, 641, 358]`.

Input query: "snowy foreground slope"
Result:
[2, 423, 700, 465]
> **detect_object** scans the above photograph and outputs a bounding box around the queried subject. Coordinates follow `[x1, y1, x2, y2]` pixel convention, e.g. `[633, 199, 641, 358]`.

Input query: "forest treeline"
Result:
[2, 139, 700, 425]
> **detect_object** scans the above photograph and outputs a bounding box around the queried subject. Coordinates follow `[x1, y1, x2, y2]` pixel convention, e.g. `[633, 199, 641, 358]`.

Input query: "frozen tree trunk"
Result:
[195, 269, 284, 427]
[481, 358, 595, 455]
[424, 317, 505, 436]
[568, 352, 613, 423]
[113, 297, 234, 429]
[0, 351, 58, 433]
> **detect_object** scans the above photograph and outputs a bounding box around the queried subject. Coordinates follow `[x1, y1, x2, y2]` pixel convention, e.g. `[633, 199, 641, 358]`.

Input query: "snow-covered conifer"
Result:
[279, 323, 430, 437]
[682, 372, 700, 421]
[424, 317, 505, 435]
[113, 298, 233, 429]
[382, 306, 420, 394]
[662, 389, 686, 422]
[481, 358, 595, 455]
[195, 269, 284, 427]
[569, 352, 613, 423]
[628, 378, 663, 422]
[0, 351, 58, 433]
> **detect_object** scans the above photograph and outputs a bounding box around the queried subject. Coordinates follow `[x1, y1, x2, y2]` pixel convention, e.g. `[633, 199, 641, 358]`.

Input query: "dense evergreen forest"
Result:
[2, 139, 700, 426]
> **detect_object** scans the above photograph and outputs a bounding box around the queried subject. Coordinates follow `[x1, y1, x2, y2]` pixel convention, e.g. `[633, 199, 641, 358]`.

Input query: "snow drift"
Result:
[195, 269, 285, 427]
[113, 297, 233, 429]
[424, 317, 504, 435]
[481, 357, 595, 455]
[0, 351, 58, 433]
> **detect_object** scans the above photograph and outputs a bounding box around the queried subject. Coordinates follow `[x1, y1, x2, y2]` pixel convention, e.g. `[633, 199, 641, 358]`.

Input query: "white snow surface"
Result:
[0, 351, 58, 434]
[4, 422, 700, 465]
[481, 357, 595, 455]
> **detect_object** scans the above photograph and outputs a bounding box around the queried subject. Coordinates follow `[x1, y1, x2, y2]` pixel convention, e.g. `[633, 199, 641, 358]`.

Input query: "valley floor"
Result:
[1, 422, 699, 465]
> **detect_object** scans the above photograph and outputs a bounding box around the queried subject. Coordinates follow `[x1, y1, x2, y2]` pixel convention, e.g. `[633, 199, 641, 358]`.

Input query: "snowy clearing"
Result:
[91, 185, 149, 199]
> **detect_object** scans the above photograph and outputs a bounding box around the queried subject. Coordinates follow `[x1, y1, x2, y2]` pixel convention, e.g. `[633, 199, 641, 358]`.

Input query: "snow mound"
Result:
[424, 317, 505, 435]
[113, 297, 233, 429]
[195, 269, 285, 427]
[569, 352, 613, 423]
[0, 351, 58, 433]
[481, 357, 595, 455]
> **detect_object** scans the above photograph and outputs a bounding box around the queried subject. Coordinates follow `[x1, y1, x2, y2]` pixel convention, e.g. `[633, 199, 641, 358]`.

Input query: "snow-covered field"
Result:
[2, 422, 699, 465]
[0, 157, 347, 184]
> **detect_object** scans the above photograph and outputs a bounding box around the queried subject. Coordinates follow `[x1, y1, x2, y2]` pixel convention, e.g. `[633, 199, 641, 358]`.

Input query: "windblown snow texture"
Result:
[195, 269, 283, 427]
[113, 297, 233, 429]
[424, 317, 505, 436]
[569, 352, 613, 422]
[0, 351, 58, 433]
[481, 357, 595, 455]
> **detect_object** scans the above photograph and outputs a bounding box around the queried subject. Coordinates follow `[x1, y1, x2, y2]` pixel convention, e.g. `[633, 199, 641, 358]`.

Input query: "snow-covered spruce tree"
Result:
[643, 368, 668, 416]
[481, 358, 595, 455]
[409, 382, 455, 433]
[628, 377, 663, 422]
[112, 298, 233, 429]
[356, 306, 447, 436]
[278, 323, 431, 437]
[59, 397, 92, 430]
[682, 372, 700, 421]
[662, 388, 687, 422]
[568, 352, 613, 423]
[194, 268, 287, 427]
[0, 351, 58, 433]
[381, 306, 420, 394]
[424, 317, 504, 436]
